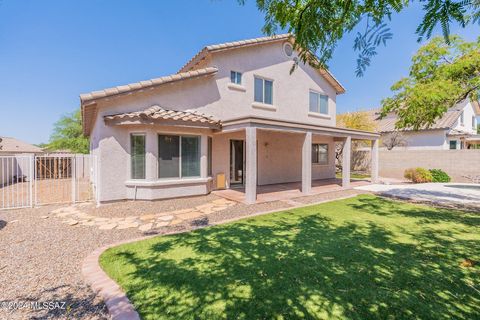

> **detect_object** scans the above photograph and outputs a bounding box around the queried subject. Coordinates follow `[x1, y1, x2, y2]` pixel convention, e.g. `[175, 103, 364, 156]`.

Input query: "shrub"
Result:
[404, 168, 416, 181]
[413, 168, 433, 183]
[429, 169, 451, 183]
[404, 167, 433, 183]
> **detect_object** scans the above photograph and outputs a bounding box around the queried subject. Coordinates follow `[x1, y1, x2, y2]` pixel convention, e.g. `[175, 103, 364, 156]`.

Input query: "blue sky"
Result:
[0, 0, 478, 145]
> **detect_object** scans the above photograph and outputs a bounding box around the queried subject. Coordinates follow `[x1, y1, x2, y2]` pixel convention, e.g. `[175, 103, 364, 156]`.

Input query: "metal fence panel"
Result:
[0, 154, 97, 210]
[0, 155, 34, 210]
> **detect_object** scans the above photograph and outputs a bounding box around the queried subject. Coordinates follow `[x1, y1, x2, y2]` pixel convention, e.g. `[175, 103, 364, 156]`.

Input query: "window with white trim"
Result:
[312, 143, 328, 165]
[460, 111, 464, 126]
[449, 140, 457, 150]
[230, 71, 242, 85]
[472, 116, 476, 130]
[309, 91, 328, 115]
[254, 77, 273, 104]
[158, 134, 200, 178]
[130, 134, 146, 179]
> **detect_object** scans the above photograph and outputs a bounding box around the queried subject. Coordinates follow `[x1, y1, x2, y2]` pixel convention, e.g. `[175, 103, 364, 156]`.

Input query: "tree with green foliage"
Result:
[241, 0, 480, 76]
[380, 35, 480, 130]
[45, 109, 89, 154]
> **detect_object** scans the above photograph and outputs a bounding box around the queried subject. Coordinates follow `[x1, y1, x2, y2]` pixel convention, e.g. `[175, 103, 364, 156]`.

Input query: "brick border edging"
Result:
[82, 236, 154, 320]
[81, 191, 365, 320]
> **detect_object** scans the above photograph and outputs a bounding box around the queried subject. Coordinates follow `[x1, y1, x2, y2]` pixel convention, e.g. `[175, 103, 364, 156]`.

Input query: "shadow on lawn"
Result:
[110, 197, 480, 320]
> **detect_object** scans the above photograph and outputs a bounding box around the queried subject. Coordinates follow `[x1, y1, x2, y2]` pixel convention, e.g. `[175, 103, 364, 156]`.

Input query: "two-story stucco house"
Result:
[368, 99, 480, 150]
[81, 35, 379, 204]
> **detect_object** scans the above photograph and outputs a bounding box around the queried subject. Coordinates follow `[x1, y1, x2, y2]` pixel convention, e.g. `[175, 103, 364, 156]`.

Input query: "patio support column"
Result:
[342, 136, 351, 188]
[200, 135, 208, 179]
[302, 131, 312, 194]
[245, 127, 257, 204]
[371, 138, 379, 183]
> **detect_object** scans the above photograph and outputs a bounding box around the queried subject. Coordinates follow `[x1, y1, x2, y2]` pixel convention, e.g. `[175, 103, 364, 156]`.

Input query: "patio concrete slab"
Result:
[355, 183, 480, 208]
[213, 178, 370, 204]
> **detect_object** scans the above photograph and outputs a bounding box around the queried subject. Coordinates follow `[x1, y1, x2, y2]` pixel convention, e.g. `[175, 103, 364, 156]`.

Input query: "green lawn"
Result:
[100, 195, 480, 320]
[336, 172, 370, 179]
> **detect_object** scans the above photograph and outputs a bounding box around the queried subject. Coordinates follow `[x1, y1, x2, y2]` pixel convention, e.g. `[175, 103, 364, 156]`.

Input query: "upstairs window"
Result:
[473, 116, 476, 130]
[230, 71, 242, 85]
[254, 77, 273, 104]
[460, 111, 465, 126]
[309, 91, 329, 115]
[312, 143, 328, 165]
[130, 134, 146, 179]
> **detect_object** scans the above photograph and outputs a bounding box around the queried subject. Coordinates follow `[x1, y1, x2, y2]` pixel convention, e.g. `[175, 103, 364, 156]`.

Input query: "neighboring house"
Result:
[0, 137, 43, 185]
[80, 34, 379, 204]
[367, 100, 480, 150]
[0, 136, 44, 155]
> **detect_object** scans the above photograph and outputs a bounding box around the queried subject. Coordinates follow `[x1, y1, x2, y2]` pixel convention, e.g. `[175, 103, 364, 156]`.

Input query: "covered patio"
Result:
[213, 178, 370, 204]
[217, 116, 380, 204]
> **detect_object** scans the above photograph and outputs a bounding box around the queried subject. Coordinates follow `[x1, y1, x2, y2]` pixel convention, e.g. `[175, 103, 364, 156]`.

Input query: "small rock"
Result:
[157, 215, 174, 221]
[140, 214, 156, 221]
[67, 220, 79, 226]
[99, 223, 117, 230]
[139, 223, 153, 232]
[170, 219, 183, 225]
[156, 221, 170, 227]
[117, 222, 139, 229]
[40, 216, 49, 219]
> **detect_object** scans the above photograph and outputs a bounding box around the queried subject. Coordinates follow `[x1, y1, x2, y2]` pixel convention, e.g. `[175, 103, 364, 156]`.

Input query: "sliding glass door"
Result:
[230, 140, 244, 185]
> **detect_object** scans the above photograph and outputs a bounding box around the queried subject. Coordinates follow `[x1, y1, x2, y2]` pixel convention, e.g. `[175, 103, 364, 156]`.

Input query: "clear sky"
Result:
[0, 0, 478, 145]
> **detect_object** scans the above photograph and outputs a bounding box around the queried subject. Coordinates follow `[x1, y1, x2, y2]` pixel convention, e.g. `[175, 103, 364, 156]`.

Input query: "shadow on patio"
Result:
[213, 178, 370, 203]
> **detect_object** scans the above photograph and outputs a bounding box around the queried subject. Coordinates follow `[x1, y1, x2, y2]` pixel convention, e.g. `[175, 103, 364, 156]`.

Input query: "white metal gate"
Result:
[0, 154, 97, 210]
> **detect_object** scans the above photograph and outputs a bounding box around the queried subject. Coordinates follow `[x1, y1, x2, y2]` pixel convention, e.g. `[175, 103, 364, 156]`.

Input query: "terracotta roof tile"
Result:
[80, 67, 218, 104]
[177, 34, 345, 94]
[104, 105, 221, 128]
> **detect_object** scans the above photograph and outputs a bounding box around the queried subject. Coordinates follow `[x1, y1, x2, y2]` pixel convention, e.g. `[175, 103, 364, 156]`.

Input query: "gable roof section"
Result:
[80, 67, 218, 105]
[178, 34, 345, 94]
[104, 105, 221, 129]
[0, 137, 43, 154]
[80, 67, 218, 136]
[367, 100, 468, 133]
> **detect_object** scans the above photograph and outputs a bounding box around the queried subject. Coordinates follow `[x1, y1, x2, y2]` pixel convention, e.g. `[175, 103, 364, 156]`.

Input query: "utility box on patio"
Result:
[216, 173, 226, 189]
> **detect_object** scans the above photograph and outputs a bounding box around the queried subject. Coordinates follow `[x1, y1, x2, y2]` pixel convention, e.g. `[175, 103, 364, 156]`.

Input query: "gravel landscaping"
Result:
[0, 190, 369, 319]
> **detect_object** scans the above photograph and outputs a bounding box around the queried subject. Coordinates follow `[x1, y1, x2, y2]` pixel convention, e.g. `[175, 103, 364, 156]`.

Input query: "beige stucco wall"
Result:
[89, 40, 341, 201]
[211, 130, 335, 188]
[351, 149, 480, 182]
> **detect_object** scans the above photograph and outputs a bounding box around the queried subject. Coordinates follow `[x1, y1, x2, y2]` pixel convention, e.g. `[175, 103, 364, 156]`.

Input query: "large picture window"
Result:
[312, 143, 328, 165]
[158, 134, 200, 178]
[131, 134, 146, 179]
[309, 91, 329, 115]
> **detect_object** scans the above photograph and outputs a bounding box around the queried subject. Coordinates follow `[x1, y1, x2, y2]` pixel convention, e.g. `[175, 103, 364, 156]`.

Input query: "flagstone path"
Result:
[48, 198, 237, 232]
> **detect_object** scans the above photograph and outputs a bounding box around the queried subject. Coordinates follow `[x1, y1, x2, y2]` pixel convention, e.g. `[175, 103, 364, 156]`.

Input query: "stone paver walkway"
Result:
[49, 198, 237, 232]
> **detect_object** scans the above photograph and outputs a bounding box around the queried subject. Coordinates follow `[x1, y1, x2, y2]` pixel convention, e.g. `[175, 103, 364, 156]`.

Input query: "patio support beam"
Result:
[371, 139, 379, 183]
[342, 136, 351, 188]
[245, 127, 257, 204]
[302, 132, 312, 194]
[200, 135, 208, 178]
